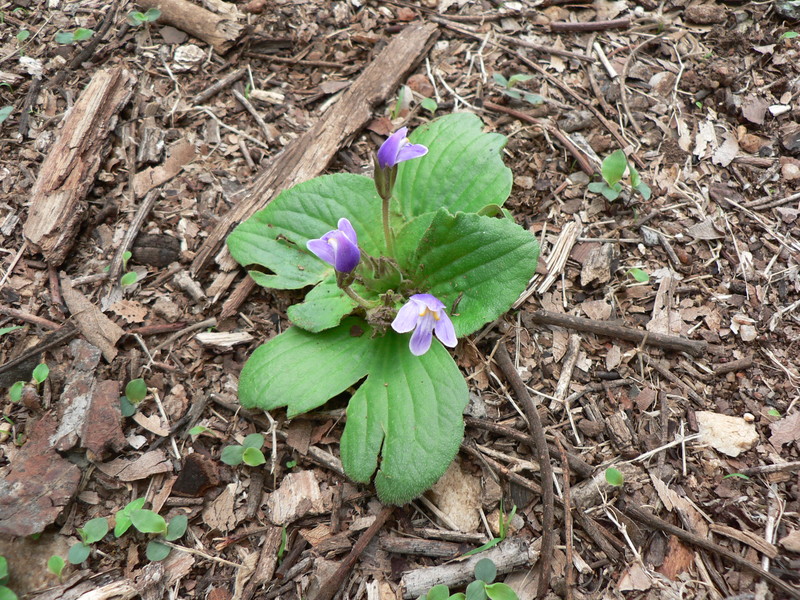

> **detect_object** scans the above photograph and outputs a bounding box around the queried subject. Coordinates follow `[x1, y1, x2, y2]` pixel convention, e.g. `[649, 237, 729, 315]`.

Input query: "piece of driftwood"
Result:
[401, 538, 537, 599]
[137, 0, 245, 54]
[190, 22, 439, 293]
[525, 310, 708, 357]
[380, 536, 463, 558]
[23, 67, 135, 266]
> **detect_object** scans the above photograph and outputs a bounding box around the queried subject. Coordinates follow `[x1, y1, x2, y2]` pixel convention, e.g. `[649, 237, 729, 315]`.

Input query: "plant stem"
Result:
[381, 196, 395, 256]
[342, 284, 377, 309]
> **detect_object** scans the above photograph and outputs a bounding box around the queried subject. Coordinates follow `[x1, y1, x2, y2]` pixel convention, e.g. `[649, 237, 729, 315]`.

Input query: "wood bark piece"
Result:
[23, 67, 135, 266]
[401, 538, 537, 599]
[137, 0, 245, 54]
[190, 22, 439, 284]
[61, 276, 125, 362]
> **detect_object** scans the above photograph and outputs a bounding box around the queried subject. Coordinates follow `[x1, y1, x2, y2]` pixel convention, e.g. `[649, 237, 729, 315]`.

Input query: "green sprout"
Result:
[390, 85, 411, 120]
[68, 517, 109, 564]
[605, 467, 624, 487]
[0, 556, 17, 600]
[15, 30, 29, 43]
[120, 378, 148, 417]
[32, 363, 49, 385]
[419, 559, 519, 600]
[221, 433, 266, 467]
[492, 73, 543, 106]
[767, 408, 781, 418]
[420, 97, 438, 116]
[54, 28, 94, 45]
[588, 150, 651, 201]
[47, 556, 65, 578]
[462, 503, 516, 558]
[628, 268, 650, 283]
[128, 509, 187, 561]
[780, 31, 799, 40]
[127, 8, 161, 26]
[723, 473, 750, 480]
[0, 106, 13, 125]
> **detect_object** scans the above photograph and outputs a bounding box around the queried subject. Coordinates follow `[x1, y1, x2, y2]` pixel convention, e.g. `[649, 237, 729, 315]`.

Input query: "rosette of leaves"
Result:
[227, 113, 540, 504]
[420, 558, 519, 600]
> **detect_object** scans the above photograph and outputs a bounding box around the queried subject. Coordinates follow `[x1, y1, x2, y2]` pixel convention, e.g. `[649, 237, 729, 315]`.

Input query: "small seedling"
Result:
[780, 31, 799, 40]
[277, 527, 288, 562]
[54, 28, 94, 44]
[628, 268, 650, 283]
[32, 363, 49, 385]
[128, 509, 187, 561]
[120, 271, 138, 287]
[492, 73, 543, 106]
[127, 8, 161, 26]
[0, 326, 22, 336]
[15, 30, 29, 43]
[8, 382, 23, 403]
[605, 467, 624, 487]
[221, 433, 266, 466]
[68, 517, 108, 564]
[115, 497, 147, 537]
[47, 556, 65, 578]
[462, 503, 516, 557]
[0, 556, 17, 600]
[419, 559, 519, 600]
[588, 149, 651, 201]
[7, 362, 49, 403]
[420, 97, 438, 116]
[767, 408, 781, 418]
[188, 425, 210, 436]
[723, 473, 750, 480]
[0, 107, 11, 125]
[120, 378, 147, 417]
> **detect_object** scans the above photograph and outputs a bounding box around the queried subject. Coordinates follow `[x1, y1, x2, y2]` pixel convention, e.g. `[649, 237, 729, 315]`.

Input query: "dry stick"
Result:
[190, 67, 248, 105]
[313, 506, 395, 600]
[232, 88, 275, 143]
[220, 277, 257, 319]
[554, 438, 574, 600]
[640, 353, 705, 407]
[0, 326, 78, 378]
[526, 310, 707, 357]
[550, 18, 630, 32]
[245, 52, 348, 69]
[618, 499, 800, 600]
[740, 461, 800, 477]
[713, 355, 754, 376]
[495, 345, 555, 600]
[151, 317, 217, 353]
[0, 306, 61, 330]
[461, 443, 546, 498]
[107, 190, 159, 283]
[483, 101, 595, 176]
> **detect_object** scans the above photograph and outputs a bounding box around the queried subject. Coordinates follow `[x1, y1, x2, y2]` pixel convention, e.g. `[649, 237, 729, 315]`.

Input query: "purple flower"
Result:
[306, 218, 361, 273]
[377, 127, 428, 169]
[391, 293, 457, 356]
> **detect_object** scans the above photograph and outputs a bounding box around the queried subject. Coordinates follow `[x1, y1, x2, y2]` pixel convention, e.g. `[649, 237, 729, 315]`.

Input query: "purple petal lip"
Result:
[391, 293, 457, 356]
[377, 127, 428, 169]
[306, 219, 361, 273]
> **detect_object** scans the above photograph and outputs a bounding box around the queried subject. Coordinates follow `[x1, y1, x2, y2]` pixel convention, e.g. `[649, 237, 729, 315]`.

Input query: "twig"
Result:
[554, 437, 574, 600]
[0, 306, 61, 330]
[220, 276, 257, 319]
[713, 355, 753, 376]
[552, 335, 582, 446]
[495, 345, 554, 600]
[640, 353, 705, 407]
[0, 241, 27, 289]
[550, 18, 630, 32]
[740, 461, 800, 477]
[160, 541, 245, 569]
[152, 317, 217, 353]
[107, 190, 159, 284]
[526, 310, 708, 357]
[0, 325, 78, 378]
[232, 88, 275, 144]
[618, 499, 800, 600]
[190, 67, 248, 105]
[312, 506, 394, 600]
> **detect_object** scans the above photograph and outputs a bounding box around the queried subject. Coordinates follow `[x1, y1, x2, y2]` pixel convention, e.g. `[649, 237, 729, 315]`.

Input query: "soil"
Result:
[1, 0, 800, 599]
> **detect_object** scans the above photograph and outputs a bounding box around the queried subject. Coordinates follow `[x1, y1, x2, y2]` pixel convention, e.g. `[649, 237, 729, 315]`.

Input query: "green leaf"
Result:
[165, 515, 188, 541]
[427, 585, 450, 600]
[239, 317, 373, 418]
[0, 106, 12, 124]
[125, 379, 147, 403]
[474, 558, 497, 583]
[605, 467, 624, 487]
[227, 174, 385, 291]
[220, 445, 246, 466]
[767, 408, 781, 417]
[587, 182, 607, 194]
[461, 537, 501, 558]
[143, 8, 161, 20]
[120, 396, 137, 417]
[780, 30, 799, 39]
[68, 543, 90, 564]
[394, 113, 513, 219]
[492, 72, 509, 87]
[32, 363, 49, 384]
[601, 150, 627, 187]
[79, 517, 108, 544]
[723, 473, 750, 480]
[115, 498, 147, 537]
[634, 182, 651, 201]
[72, 28, 94, 41]
[504, 89, 521, 100]
[0, 587, 17, 600]
[130, 509, 167, 534]
[340, 330, 468, 504]
[523, 93, 544, 105]
[465, 580, 487, 600]
[450, 595, 466, 600]
[145, 541, 171, 561]
[47, 555, 65, 576]
[420, 97, 438, 115]
[628, 268, 649, 283]
[128, 11, 147, 23]
[242, 433, 264, 449]
[54, 31, 74, 44]
[507, 74, 534, 86]
[8, 382, 23, 403]
[599, 183, 622, 202]
[16, 30, 30, 42]
[0, 326, 22, 337]
[285, 277, 357, 333]
[401, 210, 539, 337]
[484, 583, 519, 600]
[120, 271, 138, 286]
[188, 425, 209, 435]
[242, 447, 266, 466]
[0, 557, 7, 584]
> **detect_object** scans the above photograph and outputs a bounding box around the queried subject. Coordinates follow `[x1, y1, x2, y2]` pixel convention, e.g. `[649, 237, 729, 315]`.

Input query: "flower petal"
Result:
[337, 218, 358, 245]
[408, 314, 435, 356]
[395, 142, 428, 164]
[391, 300, 421, 333]
[330, 231, 361, 273]
[412, 293, 445, 312]
[376, 128, 408, 169]
[307, 239, 335, 265]
[433, 311, 458, 348]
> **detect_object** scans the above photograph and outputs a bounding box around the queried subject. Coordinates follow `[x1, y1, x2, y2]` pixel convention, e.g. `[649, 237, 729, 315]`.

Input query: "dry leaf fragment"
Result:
[266, 470, 327, 525]
[61, 276, 124, 362]
[427, 459, 482, 532]
[96, 449, 173, 481]
[741, 95, 769, 125]
[202, 483, 239, 532]
[110, 299, 148, 324]
[779, 529, 800, 553]
[769, 411, 800, 448]
[696, 411, 758, 457]
[685, 218, 725, 240]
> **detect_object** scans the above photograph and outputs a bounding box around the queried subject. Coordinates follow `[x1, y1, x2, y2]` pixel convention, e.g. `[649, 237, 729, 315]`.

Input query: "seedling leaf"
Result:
[130, 509, 167, 534]
[115, 497, 147, 537]
[723, 473, 750, 480]
[120, 271, 138, 286]
[507, 74, 534, 86]
[242, 447, 266, 466]
[427, 585, 450, 600]
[0, 106, 12, 124]
[9, 382, 23, 403]
[125, 379, 147, 403]
[0, 326, 22, 337]
[80, 517, 108, 544]
[54, 31, 74, 44]
[0, 557, 7, 584]
[73, 28, 94, 41]
[188, 425, 209, 435]
[474, 558, 497, 583]
[242, 433, 264, 449]
[220, 445, 246, 466]
[492, 73, 508, 87]
[32, 363, 49, 384]
[68, 543, 90, 564]
[145, 540, 171, 561]
[421, 97, 438, 115]
[605, 467, 624, 487]
[165, 515, 188, 541]
[628, 268, 650, 283]
[0, 587, 17, 600]
[465, 580, 487, 600]
[601, 149, 628, 186]
[120, 396, 137, 417]
[484, 583, 519, 600]
[47, 555, 65, 577]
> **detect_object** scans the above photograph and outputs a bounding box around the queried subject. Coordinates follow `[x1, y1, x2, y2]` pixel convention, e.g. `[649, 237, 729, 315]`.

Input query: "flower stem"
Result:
[382, 196, 395, 257]
[342, 284, 378, 309]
